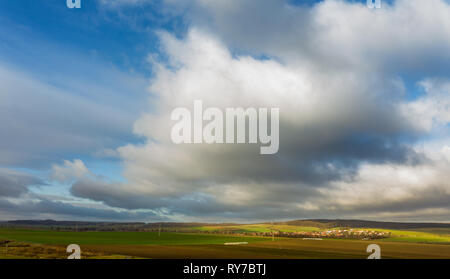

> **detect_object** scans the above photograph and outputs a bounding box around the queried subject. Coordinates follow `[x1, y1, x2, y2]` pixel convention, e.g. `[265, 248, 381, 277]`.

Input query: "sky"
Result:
[0, 0, 449, 223]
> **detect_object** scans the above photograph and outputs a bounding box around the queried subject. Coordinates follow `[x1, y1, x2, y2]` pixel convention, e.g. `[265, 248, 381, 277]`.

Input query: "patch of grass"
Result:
[84, 238, 450, 259]
[405, 228, 450, 236]
[366, 228, 450, 244]
[0, 241, 130, 259]
[193, 224, 321, 233]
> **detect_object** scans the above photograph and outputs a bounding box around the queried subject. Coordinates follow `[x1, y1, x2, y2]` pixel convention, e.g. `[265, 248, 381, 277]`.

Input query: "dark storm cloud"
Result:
[0, 168, 162, 221]
[334, 185, 450, 214]
[0, 197, 163, 222]
[0, 168, 43, 197]
[70, 179, 167, 210]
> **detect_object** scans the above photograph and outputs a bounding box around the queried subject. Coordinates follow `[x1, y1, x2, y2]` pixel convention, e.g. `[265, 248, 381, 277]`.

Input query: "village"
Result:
[243, 229, 391, 240]
[190, 228, 392, 240]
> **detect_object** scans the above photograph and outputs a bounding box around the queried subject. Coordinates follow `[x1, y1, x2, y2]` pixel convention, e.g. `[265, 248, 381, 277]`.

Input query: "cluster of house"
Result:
[243, 229, 391, 240]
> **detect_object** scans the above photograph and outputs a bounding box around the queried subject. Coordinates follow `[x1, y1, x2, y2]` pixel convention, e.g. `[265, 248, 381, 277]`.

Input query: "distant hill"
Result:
[3, 219, 144, 227]
[0, 220, 238, 231]
[280, 219, 450, 229]
[1, 219, 449, 231]
[0, 220, 233, 227]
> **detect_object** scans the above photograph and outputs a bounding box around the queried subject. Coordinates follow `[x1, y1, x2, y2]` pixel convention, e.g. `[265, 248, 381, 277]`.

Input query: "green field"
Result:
[0, 229, 265, 246]
[379, 229, 450, 244]
[190, 224, 450, 244]
[192, 224, 320, 233]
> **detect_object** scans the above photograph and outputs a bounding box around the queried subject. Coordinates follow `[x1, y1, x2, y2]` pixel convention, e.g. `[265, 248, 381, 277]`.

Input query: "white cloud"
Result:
[404, 79, 450, 131]
[161, 0, 450, 86]
[322, 152, 450, 212]
[52, 159, 91, 183]
[67, 26, 450, 221]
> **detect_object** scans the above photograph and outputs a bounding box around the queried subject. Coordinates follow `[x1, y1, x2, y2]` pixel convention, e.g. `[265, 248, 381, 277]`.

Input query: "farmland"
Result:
[0, 220, 449, 259]
[0, 229, 265, 246]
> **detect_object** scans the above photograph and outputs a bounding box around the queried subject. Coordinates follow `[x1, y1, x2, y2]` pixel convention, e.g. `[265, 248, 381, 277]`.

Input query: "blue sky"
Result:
[1, 0, 450, 222]
[0, 1, 153, 169]
[1, 0, 167, 71]
[0, 0, 158, 218]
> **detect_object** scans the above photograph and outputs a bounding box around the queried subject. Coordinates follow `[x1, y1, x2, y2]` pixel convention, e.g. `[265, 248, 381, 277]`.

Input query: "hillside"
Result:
[281, 219, 450, 230]
[1, 219, 449, 231]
